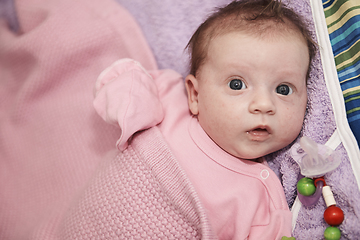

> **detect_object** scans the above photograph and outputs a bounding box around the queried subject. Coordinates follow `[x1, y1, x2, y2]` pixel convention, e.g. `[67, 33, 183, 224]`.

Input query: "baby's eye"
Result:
[276, 84, 293, 95]
[228, 79, 246, 90]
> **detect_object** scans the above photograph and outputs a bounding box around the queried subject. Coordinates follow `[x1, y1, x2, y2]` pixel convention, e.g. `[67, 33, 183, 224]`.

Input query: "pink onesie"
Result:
[94, 59, 292, 239]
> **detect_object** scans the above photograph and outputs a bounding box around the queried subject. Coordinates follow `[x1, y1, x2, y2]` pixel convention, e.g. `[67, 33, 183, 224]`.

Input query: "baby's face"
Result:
[186, 31, 309, 160]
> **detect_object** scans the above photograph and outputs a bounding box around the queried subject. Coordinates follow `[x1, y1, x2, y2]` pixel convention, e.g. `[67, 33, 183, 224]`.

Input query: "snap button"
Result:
[260, 169, 270, 180]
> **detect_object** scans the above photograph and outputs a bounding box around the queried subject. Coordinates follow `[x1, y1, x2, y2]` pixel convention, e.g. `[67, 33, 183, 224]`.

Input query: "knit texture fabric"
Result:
[0, 0, 157, 238]
[61, 127, 215, 239]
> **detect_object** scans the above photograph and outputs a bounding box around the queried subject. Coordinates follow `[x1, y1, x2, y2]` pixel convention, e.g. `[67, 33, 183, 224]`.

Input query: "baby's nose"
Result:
[248, 89, 276, 114]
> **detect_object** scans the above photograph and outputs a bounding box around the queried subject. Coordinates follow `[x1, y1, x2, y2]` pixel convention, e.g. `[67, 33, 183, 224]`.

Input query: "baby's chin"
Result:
[227, 150, 268, 163]
[215, 140, 278, 162]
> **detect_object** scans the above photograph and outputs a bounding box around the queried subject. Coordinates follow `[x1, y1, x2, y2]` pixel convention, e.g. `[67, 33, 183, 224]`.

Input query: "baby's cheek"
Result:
[291, 115, 305, 134]
[281, 113, 303, 136]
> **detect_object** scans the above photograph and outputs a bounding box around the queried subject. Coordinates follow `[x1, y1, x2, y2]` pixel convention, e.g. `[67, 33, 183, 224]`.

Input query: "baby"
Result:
[94, 0, 316, 239]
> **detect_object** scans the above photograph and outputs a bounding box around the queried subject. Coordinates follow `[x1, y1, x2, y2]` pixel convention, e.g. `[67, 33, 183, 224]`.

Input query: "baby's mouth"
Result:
[248, 128, 269, 135]
[247, 126, 271, 140]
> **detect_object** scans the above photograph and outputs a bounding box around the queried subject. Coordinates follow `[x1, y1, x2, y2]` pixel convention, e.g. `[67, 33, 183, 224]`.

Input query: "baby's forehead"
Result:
[205, 26, 308, 60]
[199, 30, 310, 83]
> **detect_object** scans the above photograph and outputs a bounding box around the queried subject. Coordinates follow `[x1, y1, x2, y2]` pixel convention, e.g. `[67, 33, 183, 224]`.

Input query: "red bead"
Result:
[324, 205, 344, 226]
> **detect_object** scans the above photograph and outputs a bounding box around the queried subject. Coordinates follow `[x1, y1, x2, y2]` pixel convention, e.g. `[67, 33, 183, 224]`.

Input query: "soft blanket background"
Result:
[1, 0, 360, 239]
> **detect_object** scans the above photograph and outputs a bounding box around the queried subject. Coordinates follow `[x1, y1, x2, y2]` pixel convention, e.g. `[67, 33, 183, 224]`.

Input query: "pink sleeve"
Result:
[93, 59, 164, 151]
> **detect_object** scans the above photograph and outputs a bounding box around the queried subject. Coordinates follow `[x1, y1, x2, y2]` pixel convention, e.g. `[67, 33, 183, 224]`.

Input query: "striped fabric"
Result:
[322, 0, 360, 147]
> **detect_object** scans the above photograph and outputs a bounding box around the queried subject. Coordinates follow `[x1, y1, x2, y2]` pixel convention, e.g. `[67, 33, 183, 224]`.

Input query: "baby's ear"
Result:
[185, 74, 199, 115]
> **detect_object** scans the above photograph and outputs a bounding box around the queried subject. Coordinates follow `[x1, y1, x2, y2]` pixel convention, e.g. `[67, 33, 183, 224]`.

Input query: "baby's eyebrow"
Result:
[276, 68, 305, 78]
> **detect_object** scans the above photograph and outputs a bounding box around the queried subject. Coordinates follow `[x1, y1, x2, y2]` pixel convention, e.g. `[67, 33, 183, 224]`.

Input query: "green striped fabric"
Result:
[323, 0, 360, 147]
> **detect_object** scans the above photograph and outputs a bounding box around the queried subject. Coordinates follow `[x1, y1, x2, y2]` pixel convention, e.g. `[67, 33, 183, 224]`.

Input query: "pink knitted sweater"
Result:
[61, 126, 216, 239]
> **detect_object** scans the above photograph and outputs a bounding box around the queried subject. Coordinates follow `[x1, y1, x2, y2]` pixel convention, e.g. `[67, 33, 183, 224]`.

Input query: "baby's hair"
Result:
[186, 0, 317, 78]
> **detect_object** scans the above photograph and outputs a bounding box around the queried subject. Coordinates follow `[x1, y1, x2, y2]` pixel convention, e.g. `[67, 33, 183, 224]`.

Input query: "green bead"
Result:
[297, 177, 316, 196]
[281, 237, 296, 240]
[324, 226, 341, 240]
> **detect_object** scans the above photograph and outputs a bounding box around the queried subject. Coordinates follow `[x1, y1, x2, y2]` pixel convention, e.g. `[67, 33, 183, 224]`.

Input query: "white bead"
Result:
[322, 186, 336, 207]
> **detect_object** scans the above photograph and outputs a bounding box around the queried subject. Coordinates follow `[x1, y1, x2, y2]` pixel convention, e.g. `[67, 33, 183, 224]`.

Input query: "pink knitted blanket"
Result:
[61, 127, 215, 239]
[0, 0, 160, 238]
